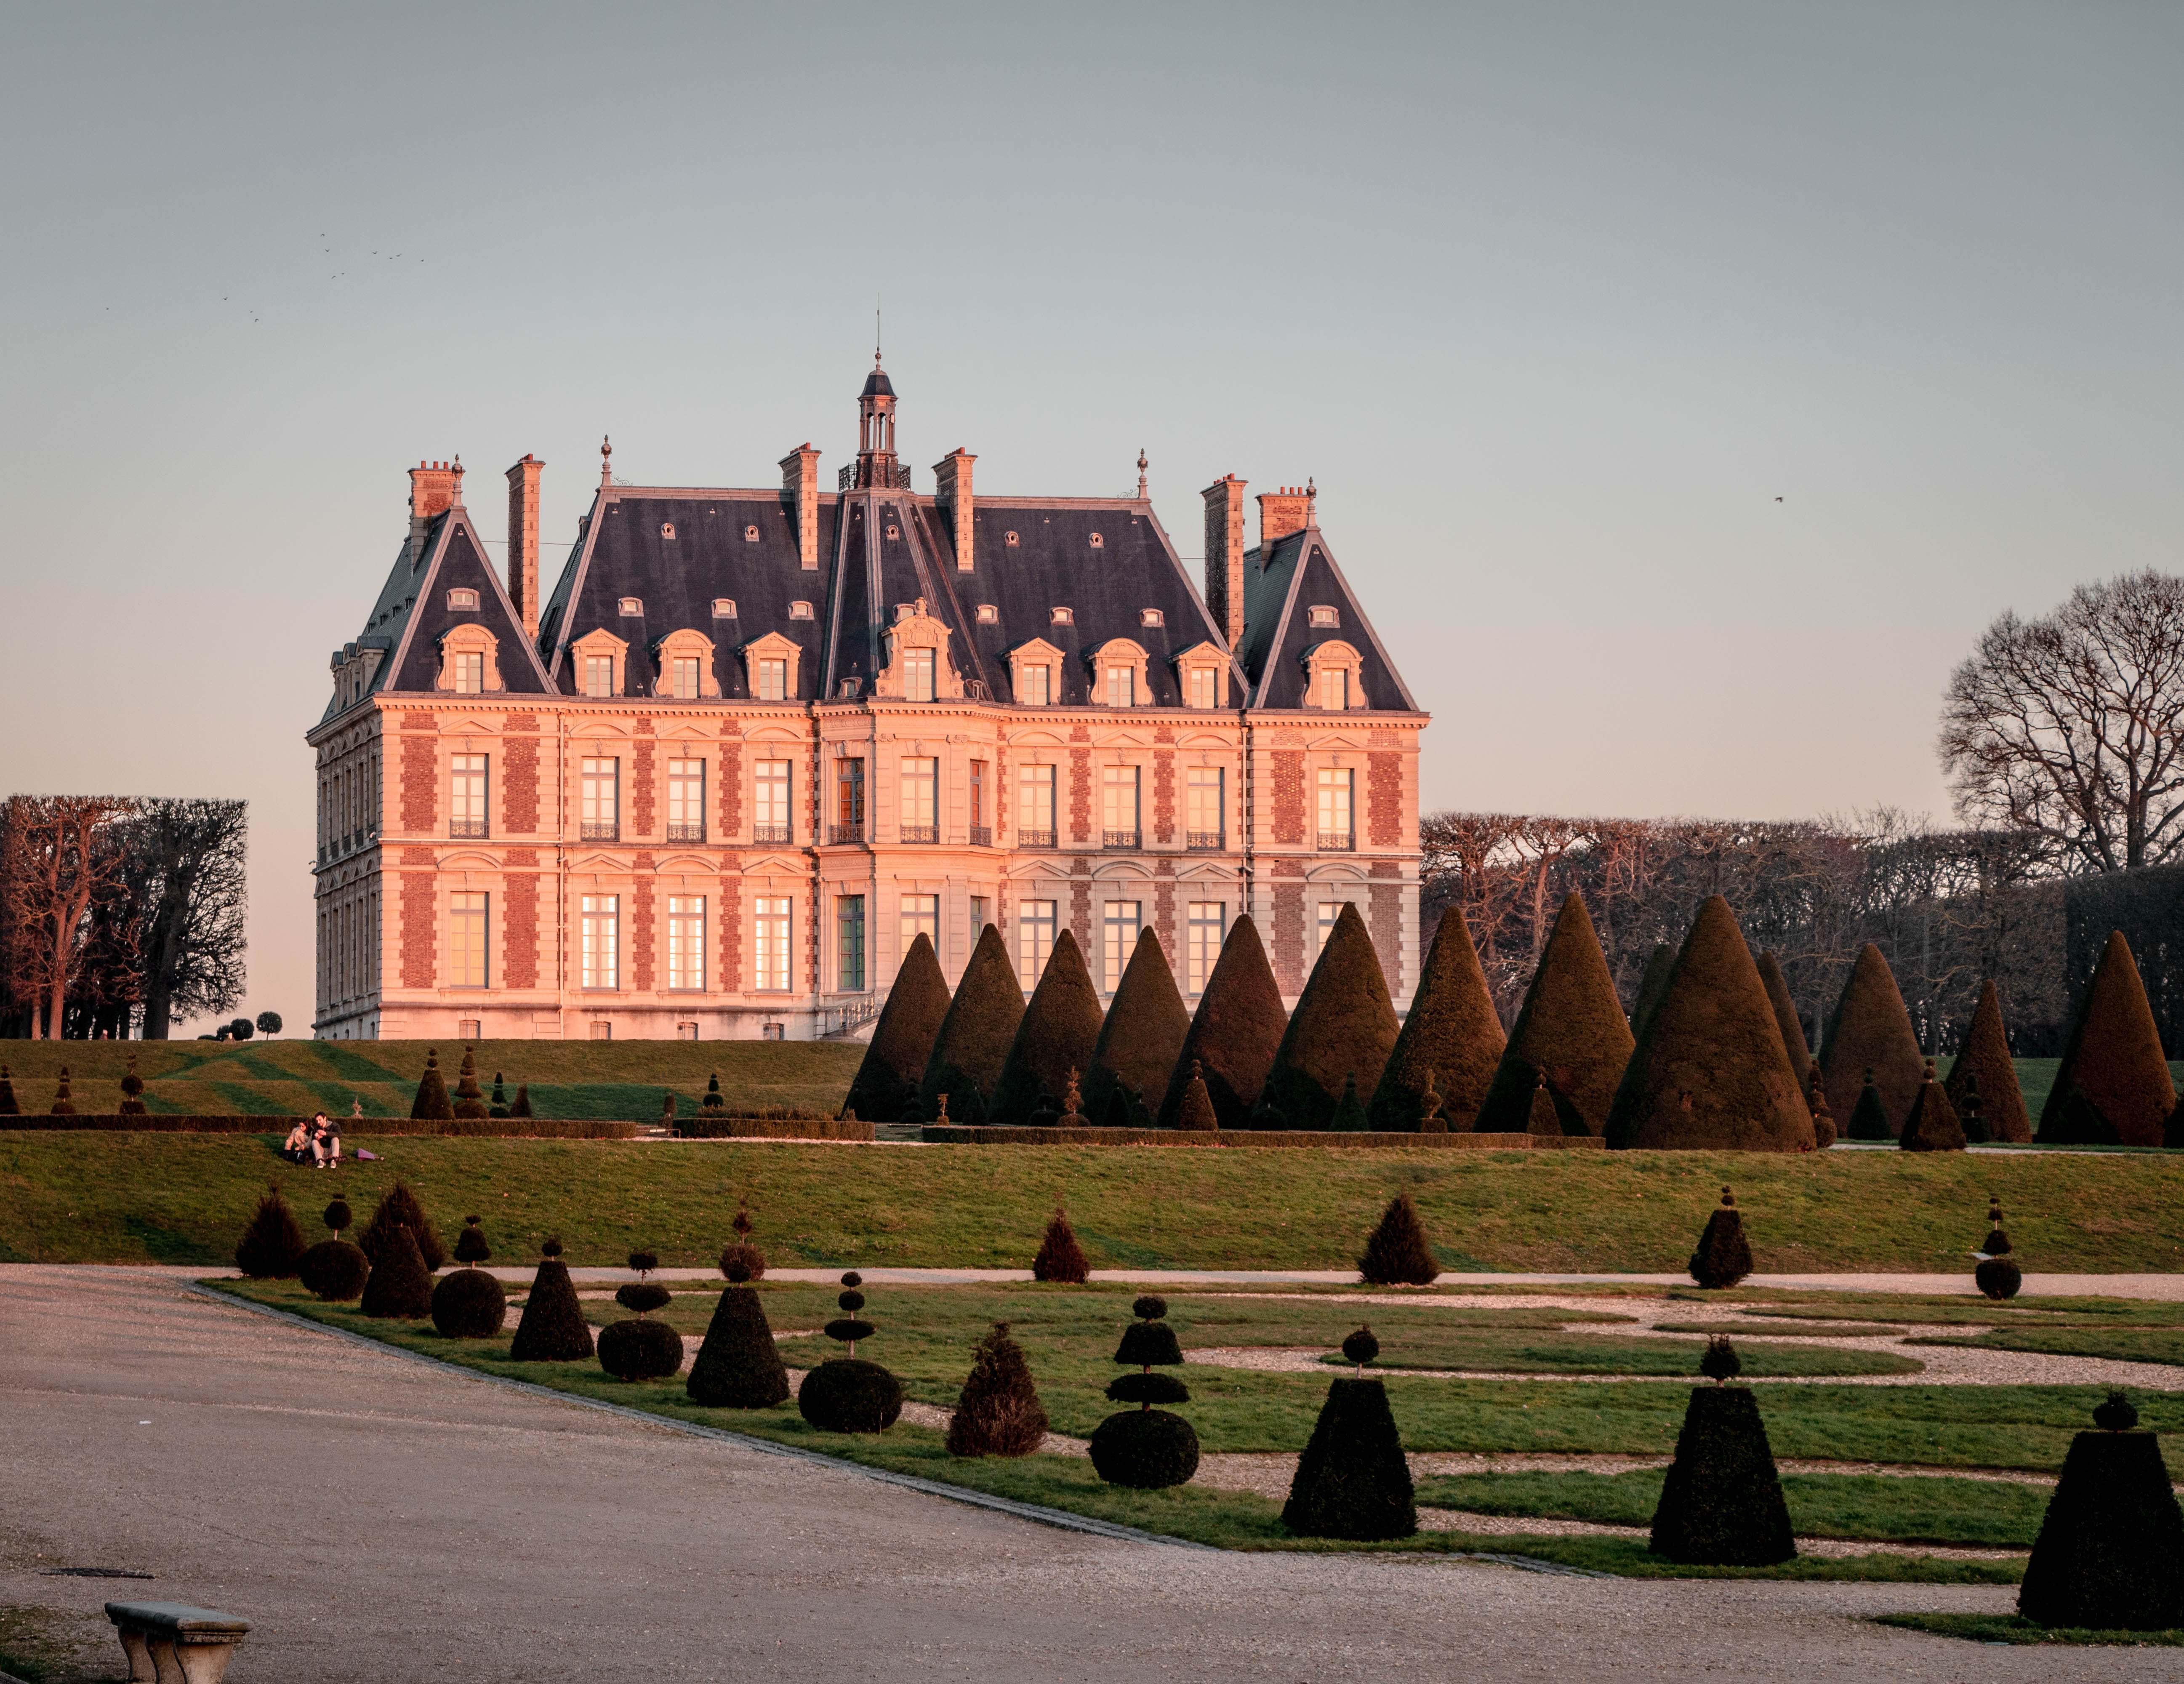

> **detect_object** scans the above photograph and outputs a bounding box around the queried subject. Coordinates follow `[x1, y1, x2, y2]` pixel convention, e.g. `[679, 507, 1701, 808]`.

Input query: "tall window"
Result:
[585, 655, 614, 697]
[1185, 766, 1223, 848]
[1105, 664, 1135, 707]
[903, 646, 935, 701]
[453, 650, 485, 695]
[1317, 767, 1354, 849]
[1102, 900, 1142, 988]
[969, 895, 990, 938]
[754, 897, 792, 990]
[1317, 901, 1342, 955]
[838, 895, 866, 991]
[1318, 666, 1349, 711]
[581, 757, 618, 840]
[672, 656, 701, 700]
[901, 893, 939, 951]
[900, 756, 938, 843]
[755, 657, 788, 701]
[755, 760, 791, 843]
[450, 754, 487, 839]
[667, 896, 706, 991]
[1018, 764, 1055, 845]
[969, 759, 988, 844]
[1019, 662, 1051, 705]
[581, 894, 618, 989]
[1187, 666, 1217, 708]
[450, 891, 487, 987]
[1018, 899, 1056, 988]
[835, 757, 865, 841]
[667, 759, 706, 842]
[1102, 765, 1140, 847]
[1186, 902, 1226, 994]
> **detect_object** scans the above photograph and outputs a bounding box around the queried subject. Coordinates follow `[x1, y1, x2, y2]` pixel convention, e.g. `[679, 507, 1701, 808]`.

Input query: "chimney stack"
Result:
[780, 443, 820, 571]
[1201, 475, 1247, 647]
[506, 454, 543, 642]
[408, 459, 463, 564]
[932, 448, 976, 572]
[1257, 483, 1313, 551]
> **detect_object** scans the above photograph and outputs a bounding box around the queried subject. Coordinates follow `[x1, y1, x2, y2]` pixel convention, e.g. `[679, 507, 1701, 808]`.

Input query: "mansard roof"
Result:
[1237, 527, 1417, 712]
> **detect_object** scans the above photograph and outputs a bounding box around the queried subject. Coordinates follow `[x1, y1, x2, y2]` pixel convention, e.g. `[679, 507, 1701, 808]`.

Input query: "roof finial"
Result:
[875, 295, 883, 365]
[1305, 475, 1316, 521]
[600, 434, 612, 488]
[1136, 448, 1148, 500]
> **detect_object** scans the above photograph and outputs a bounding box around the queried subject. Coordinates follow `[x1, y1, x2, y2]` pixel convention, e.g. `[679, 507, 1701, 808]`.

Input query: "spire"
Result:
[1137, 448, 1148, 500]
[855, 344, 902, 488]
[599, 434, 612, 490]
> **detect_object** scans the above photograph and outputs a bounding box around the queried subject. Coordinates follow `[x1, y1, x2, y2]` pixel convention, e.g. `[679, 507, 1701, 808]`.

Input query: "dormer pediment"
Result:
[875, 597, 963, 700]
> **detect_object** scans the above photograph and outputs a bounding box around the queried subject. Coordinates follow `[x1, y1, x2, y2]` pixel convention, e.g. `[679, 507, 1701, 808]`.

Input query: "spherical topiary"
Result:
[2095, 1390, 2141, 1433]
[359, 1225, 434, 1319]
[234, 1185, 308, 1279]
[1473, 894, 1632, 1137]
[1358, 1194, 1439, 1287]
[431, 1266, 508, 1338]
[616, 1282, 673, 1314]
[297, 1238, 369, 1301]
[1689, 1187, 1754, 1290]
[1088, 1410, 1200, 1489]
[1032, 1209, 1090, 1283]
[1699, 1335, 1742, 1385]
[1370, 908, 1505, 1132]
[541, 1235, 563, 1257]
[947, 1322, 1049, 1458]
[597, 1317, 684, 1381]
[1976, 1256, 2024, 1301]
[117, 1056, 148, 1116]
[798, 1358, 905, 1432]
[686, 1282, 791, 1409]
[1342, 1325, 1380, 1370]
[717, 1197, 766, 1281]
[1282, 1375, 1415, 1540]
[453, 1216, 491, 1265]
[358, 1180, 447, 1272]
[628, 1249, 659, 1274]
[510, 1241, 593, 1361]
[323, 1196, 353, 1235]
[1649, 1384, 1795, 1566]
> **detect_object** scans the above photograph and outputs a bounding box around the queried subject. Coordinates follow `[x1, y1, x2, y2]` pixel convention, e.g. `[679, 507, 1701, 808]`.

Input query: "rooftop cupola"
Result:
[850, 348, 909, 490]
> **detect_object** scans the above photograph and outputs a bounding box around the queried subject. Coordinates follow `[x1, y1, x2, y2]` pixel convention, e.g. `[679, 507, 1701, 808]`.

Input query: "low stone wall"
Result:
[918, 1125, 1606, 1149]
[0, 1114, 641, 1139]
[673, 1116, 875, 1141]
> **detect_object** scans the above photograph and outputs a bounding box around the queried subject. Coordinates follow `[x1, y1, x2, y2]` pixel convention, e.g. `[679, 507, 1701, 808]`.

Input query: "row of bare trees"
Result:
[0, 796, 248, 1039]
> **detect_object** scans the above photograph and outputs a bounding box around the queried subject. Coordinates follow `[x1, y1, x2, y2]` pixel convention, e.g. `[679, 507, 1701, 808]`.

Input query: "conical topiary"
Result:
[431, 1218, 507, 1338]
[1082, 928, 1190, 1130]
[410, 1048, 453, 1122]
[845, 932, 951, 1123]
[1358, 1194, 1439, 1286]
[1844, 1068, 1891, 1141]
[1261, 903, 1400, 1131]
[1603, 896, 1814, 1152]
[918, 925, 1025, 1123]
[509, 1081, 533, 1119]
[1524, 1071, 1560, 1137]
[1329, 1073, 1371, 1132]
[1089, 1295, 1199, 1488]
[946, 1321, 1049, 1458]
[234, 1185, 308, 1279]
[1475, 894, 1634, 1137]
[118, 1056, 147, 1116]
[1689, 1187, 1753, 1289]
[50, 1066, 75, 1116]
[1157, 915, 1287, 1130]
[1945, 980, 2031, 1144]
[1757, 950, 1812, 1090]
[2040, 930, 2177, 1147]
[1369, 907, 1505, 1132]
[686, 1252, 791, 1409]
[1900, 1060, 1967, 1152]
[799, 1271, 905, 1432]
[359, 1223, 434, 1319]
[450, 1048, 489, 1120]
[1819, 944, 1924, 1140]
[1172, 1060, 1218, 1131]
[1649, 1354, 1795, 1565]
[718, 1196, 765, 1281]
[1282, 1363, 1417, 1540]
[1631, 943, 1676, 1041]
[598, 1250, 684, 1381]
[357, 1179, 447, 1272]
[700, 1073, 725, 1115]
[509, 1236, 594, 1360]
[2017, 1393, 2184, 1629]
[1032, 1208, 1090, 1283]
[0, 1064, 16, 1115]
[488, 1072, 509, 1119]
[990, 929, 1105, 1126]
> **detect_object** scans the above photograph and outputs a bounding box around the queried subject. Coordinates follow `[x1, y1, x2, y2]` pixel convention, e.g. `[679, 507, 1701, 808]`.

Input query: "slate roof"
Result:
[1237, 528, 1418, 712]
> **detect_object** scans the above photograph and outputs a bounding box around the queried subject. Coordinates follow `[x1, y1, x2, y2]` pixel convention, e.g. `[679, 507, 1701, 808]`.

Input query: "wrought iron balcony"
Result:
[1318, 831, 1356, 852]
[580, 821, 619, 842]
[666, 821, 706, 843]
[1103, 829, 1141, 850]
[839, 461, 914, 491]
[1017, 829, 1056, 850]
[752, 823, 791, 845]
[969, 824, 992, 847]
[1186, 830, 1225, 851]
[900, 824, 939, 844]
[828, 823, 864, 845]
[448, 818, 488, 840]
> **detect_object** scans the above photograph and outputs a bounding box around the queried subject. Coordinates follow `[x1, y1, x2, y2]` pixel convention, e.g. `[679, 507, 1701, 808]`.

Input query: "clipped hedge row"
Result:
[918, 1125, 1605, 1150]
[673, 1116, 875, 1141]
[0, 1114, 641, 1139]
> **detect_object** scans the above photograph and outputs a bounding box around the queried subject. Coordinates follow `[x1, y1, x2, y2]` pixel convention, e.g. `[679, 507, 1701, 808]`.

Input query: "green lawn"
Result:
[1876, 1612, 2184, 1647]
[1911, 1327, 2184, 1366]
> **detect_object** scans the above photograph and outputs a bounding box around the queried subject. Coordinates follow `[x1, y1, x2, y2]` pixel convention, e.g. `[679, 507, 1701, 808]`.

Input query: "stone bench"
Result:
[103, 1602, 252, 1684]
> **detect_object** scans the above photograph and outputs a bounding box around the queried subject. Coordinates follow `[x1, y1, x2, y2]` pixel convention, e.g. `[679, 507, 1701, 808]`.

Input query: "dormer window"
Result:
[1172, 642, 1230, 710]
[976, 604, 999, 624]
[1089, 532, 1105, 549]
[1303, 639, 1366, 711]
[1050, 606, 1073, 625]
[742, 631, 802, 702]
[1091, 638, 1150, 709]
[1004, 531, 1020, 547]
[619, 597, 643, 616]
[712, 598, 737, 618]
[743, 525, 760, 542]
[789, 601, 814, 621]
[1140, 608, 1164, 627]
[1007, 639, 1063, 708]
[436, 624, 503, 695]
[446, 588, 479, 612]
[1308, 605, 1340, 628]
[653, 629, 720, 700]
[452, 651, 485, 694]
[572, 628, 629, 699]
[660, 522, 676, 540]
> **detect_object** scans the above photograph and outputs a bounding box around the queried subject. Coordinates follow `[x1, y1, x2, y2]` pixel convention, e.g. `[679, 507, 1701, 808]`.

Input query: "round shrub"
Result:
[359, 1225, 434, 1320]
[1342, 1326, 1380, 1369]
[431, 1267, 508, 1338]
[1976, 1256, 2024, 1300]
[616, 1282, 672, 1315]
[2095, 1389, 2140, 1432]
[322, 1197, 353, 1235]
[718, 1197, 766, 1281]
[297, 1238, 369, 1301]
[1699, 1335, 1742, 1384]
[598, 1317, 684, 1382]
[1088, 1409, 1199, 1489]
[1105, 1371, 1191, 1406]
[798, 1357, 905, 1433]
[686, 1285, 790, 1409]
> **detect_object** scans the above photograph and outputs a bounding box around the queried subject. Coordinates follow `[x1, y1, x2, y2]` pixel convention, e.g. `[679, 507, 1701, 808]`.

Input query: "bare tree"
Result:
[1941, 570, 2184, 872]
[122, 798, 248, 1038]
[0, 795, 137, 1037]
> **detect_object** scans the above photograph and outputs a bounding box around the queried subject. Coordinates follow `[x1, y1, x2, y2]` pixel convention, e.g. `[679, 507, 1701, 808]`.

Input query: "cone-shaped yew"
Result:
[1820, 945, 1924, 1138]
[1172, 1061, 1219, 1131]
[1082, 928, 1190, 1127]
[1899, 1065, 1967, 1152]
[1475, 893, 1633, 1137]
[357, 1179, 447, 1272]
[1283, 1376, 1417, 1540]
[2040, 931, 2177, 1147]
[1689, 1187, 1754, 1289]
[1368, 907, 1505, 1131]
[1604, 897, 1814, 1151]
[451, 1048, 489, 1119]
[1158, 916, 1286, 1130]
[0, 1064, 17, 1116]
[1757, 951, 1812, 1089]
[1844, 1069, 1891, 1141]
[990, 930, 1105, 1125]
[1032, 1209, 1090, 1283]
[685, 1283, 791, 1408]
[2018, 1400, 2184, 1630]
[234, 1186, 308, 1279]
[1945, 980, 2031, 1144]
[946, 1322, 1049, 1458]
[1631, 943, 1675, 1039]
[1358, 1194, 1440, 1286]
[359, 1224, 434, 1319]
[919, 924, 1025, 1122]
[1525, 1073, 1561, 1136]
[1262, 904, 1399, 1130]
[410, 1048, 453, 1121]
[844, 933, 950, 1122]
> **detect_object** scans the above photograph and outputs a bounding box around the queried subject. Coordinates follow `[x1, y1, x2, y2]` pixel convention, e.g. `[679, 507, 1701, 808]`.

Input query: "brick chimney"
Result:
[1201, 475, 1246, 647]
[505, 454, 543, 641]
[780, 443, 821, 570]
[408, 458, 463, 564]
[932, 448, 976, 572]
[1257, 483, 1313, 551]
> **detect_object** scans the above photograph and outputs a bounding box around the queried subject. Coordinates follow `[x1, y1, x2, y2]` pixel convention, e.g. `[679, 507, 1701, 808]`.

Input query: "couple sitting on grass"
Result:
[280, 1113, 344, 1169]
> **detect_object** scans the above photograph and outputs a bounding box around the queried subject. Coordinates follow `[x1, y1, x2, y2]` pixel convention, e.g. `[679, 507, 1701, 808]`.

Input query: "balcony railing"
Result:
[969, 824, 992, 848]
[900, 824, 939, 844]
[1318, 831, 1356, 852]
[1103, 829, 1141, 850]
[449, 818, 488, 840]
[829, 822, 864, 845]
[839, 461, 914, 491]
[580, 821, 619, 842]
[666, 821, 706, 843]
[1186, 830, 1225, 851]
[752, 823, 791, 845]
[1018, 829, 1056, 850]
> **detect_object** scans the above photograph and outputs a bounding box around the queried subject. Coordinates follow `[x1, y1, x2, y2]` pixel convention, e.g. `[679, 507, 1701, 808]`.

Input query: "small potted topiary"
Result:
[1283, 1324, 1416, 1539]
[118, 1057, 148, 1116]
[1089, 1295, 1199, 1488]
[717, 1196, 766, 1281]
[1358, 1194, 1439, 1287]
[488, 1074, 510, 1120]
[358, 1180, 448, 1272]
[1649, 1336, 1795, 1565]
[431, 1217, 508, 1338]
[234, 1183, 309, 1279]
[450, 1049, 490, 1121]
[2019, 1390, 2184, 1629]
[686, 1250, 790, 1408]
[798, 1272, 906, 1433]
[411, 1049, 454, 1122]
[298, 1196, 369, 1300]
[598, 1250, 684, 1381]
[0, 1063, 18, 1116]
[1689, 1187, 1754, 1290]
[1975, 1197, 2023, 1300]
[946, 1322, 1049, 1458]
[359, 1224, 435, 1319]
[1032, 1208, 1090, 1284]
[510, 1236, 594, 1361]
[51, 1066, 75, 1116]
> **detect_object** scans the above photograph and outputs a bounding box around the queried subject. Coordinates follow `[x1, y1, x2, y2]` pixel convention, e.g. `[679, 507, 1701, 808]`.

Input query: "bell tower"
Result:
[854, 348, 903, 488]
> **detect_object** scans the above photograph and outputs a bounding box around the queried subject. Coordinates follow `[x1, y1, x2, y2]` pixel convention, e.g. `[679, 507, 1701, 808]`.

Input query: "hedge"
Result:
[0, 1114, 639, 1138]
[919, 1125, 1603, 1150]
[672, 1116, 876, 1141]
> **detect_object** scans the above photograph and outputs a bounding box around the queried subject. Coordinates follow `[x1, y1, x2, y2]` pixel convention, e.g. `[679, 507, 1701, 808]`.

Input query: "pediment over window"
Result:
[1005, 637, 1065, 708]
[741, 630, 803, 702]
[1300, 638, 1367, 711]
[650, 628, 721, 699]
[436, 623, 503, 694]
[875, 598, 963, 700]
[571, 628, 629, 698]
[1171, 639, 1231, 709]
[1088, 637, 1151, 707]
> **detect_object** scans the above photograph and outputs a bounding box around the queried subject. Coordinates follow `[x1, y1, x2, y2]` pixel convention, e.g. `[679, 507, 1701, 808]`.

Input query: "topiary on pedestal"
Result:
[1819, 943, 1924, 1140]
[1083, 928, 1190, 1133]
[1976, 1197, 2023, 1300]
[358, 1180, 447, 1272]
[1330, 1074, 1372, 1132]
[918, 925, 1025, 1127]
[686, 1247, 790, 1409]
[1262, 903, 1400, 1131]
[1946, 980, 2032, 1143]
[1358, 1194, 1439, 1287]
[1475, 893, 1633, 1138]
[118, 1057, 148, 1116]
[1282, 1325, 1416, 1540]
[50, 1066, 75, 1116]
[1958, 1074, 1988, 1144]
[234, 1184, 308, 1279]
[1899, 1060, 1967, 1151]
[1371, 908, 1505, 1132]
[2018, 1391, 2184, 1629]
[717, 1196, 766, 1282]
[1089, 1295, 1199, 1489]
[450, 1048, 489, 1120]
[359, 1224, 434, 1319]
[990, 929, 1105, 1126]
[431, 1217, 507, 1338]
[1649, 1340, 1795, 1565]
[598, 1250, 684, 1381]
[1032, 1208, 1090, 1284]
[2040, 930, 2178, 1147]
[298, 1195, 368, 1300]
[1689, 1187, 1754, 1290]
[410, 1049, 453, 1121]
[844, 932, 951, 1124]
[509, 1081, 533, 1120]
[947, 1322, 1049, 1458]
[799, 1272, 905, 1432]
[1159, 916, 1287, 1131]
[488, 1073, 509, 1119]
[509, 1236, 593, 1361]
[0, 1063, 18, 1116]
[1844, 1068, 1892, 1142]
[700, 1074, 726, 1116]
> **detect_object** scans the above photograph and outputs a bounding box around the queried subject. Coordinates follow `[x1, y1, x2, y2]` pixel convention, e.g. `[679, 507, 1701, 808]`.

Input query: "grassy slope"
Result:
[6, 1134, 2184, 1270]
